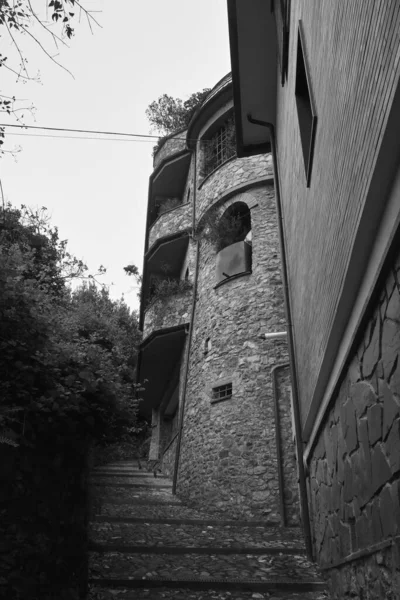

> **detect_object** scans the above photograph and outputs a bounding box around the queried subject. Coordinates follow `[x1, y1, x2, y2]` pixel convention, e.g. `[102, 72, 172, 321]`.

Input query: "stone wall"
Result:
[196, 153, 273, 223]
[153, 130, 187, 171]
[308, 248, 400, 597]
[177, 182, 297, 520]
[143, 288, 192, 339]
[148, 201, 192, 250]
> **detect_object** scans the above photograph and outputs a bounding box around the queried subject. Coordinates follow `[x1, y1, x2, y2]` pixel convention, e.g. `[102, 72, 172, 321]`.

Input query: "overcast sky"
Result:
[1, 0, 231, 311]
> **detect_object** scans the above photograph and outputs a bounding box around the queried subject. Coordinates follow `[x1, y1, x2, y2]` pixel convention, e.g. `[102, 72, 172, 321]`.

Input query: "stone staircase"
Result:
[87, 459, 329, 600]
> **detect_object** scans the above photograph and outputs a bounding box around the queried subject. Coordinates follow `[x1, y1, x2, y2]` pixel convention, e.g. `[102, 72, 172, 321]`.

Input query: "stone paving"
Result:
[87, 460, 330, 600]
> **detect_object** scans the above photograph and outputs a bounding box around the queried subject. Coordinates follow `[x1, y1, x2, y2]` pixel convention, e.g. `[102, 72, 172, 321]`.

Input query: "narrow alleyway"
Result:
[88, 459, 329, 599]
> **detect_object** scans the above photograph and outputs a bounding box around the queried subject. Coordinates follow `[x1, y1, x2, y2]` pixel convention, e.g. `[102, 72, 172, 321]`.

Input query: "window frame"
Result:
[295, 20, 317, 188]
[274, 0, 291, 85]
[211, 382, 233, 404]
[202, 115, 236, 179]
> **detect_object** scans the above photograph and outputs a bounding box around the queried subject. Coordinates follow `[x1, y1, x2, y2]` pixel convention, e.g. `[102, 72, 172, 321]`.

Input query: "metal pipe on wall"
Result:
[271, 362, 290, 527]
[172, 144, 199, 495]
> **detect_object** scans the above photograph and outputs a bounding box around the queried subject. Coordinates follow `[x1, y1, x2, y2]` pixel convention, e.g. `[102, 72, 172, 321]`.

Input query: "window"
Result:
[295, 21, 317, 187]
[204, 337, 211, 355]
[214, 202, 252, 285]
[275, 0, 291, 84]
[216, 202, 251, 252]
[203, 116, 236, 177]
[184, 267, 189, 281]
[212, 382, 232, 403]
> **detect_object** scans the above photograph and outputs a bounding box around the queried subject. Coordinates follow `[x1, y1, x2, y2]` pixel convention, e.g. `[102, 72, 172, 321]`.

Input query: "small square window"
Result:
[295, 21, 317, 187]
[211, 383, 232, 403]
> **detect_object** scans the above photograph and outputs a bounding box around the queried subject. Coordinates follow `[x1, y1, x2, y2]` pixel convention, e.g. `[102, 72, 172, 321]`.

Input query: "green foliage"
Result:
[146, 89, 211, 136]
[0, 203, 142, 449]
[202, 208, 247, 252]
[157, 197, 182, 216]
[148, 277, 192, 308]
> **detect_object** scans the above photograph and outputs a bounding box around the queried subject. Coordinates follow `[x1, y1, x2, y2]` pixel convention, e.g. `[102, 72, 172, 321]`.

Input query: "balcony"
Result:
[153, 130, 188, 171]
[148, 201, 192, 249]
[137, 324, 188, 419]
[148, 151, 191, 234]
[143, 281, 192, 339]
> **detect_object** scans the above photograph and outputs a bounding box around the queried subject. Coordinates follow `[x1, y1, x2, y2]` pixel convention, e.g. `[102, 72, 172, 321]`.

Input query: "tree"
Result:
[0, 203, 141, 447]
[0, 1, 100, 154]
[145, 88, 210, 136]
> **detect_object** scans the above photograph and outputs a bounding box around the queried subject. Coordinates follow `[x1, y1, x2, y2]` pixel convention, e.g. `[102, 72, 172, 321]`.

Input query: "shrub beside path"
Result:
[87, 459, 330, 600]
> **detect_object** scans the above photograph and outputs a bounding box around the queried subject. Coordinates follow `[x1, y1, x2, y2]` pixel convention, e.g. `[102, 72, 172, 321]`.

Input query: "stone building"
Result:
[227, 0, 400, 598]
[138, 74, 300, 524]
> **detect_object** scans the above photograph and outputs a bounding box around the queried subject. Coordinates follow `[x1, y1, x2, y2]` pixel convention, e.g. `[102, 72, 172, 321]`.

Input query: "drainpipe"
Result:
[172, 145, 199, 495]
[271, 362, 290, 527]
[248, 115, 313, 560]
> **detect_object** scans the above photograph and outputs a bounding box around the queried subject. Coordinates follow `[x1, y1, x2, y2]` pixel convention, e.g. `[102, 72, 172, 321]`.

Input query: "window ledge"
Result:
[214, 270, 252, 290]
[198, 154, 237, 190]
[210, 396, 232, 405]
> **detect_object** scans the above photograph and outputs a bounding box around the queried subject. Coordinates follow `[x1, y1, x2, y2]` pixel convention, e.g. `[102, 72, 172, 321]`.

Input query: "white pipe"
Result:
[261, 331, 287, 340]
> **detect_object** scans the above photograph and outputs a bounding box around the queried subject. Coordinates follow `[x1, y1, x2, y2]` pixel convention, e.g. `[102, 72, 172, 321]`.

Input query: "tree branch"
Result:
[27, 0, 68, 50]
[18, 23, 75, 79]
[4, 18, 30, 79]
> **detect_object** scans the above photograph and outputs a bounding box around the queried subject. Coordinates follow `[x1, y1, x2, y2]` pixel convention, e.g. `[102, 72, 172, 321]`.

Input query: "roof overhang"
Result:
[227, 0, 278, 157]
[137, 324, 188, 419]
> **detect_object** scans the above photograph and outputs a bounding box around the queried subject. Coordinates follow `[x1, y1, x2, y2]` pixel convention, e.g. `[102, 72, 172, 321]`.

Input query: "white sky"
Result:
[0, 0, 231, 312]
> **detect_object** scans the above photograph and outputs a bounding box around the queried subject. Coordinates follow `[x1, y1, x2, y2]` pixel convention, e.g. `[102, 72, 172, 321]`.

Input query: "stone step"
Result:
[88, 588, 328, 600]
[89, 543, 305, 555]
[94, 502, 275, 521]
[89, 521, 305, 550]
[88, 576, 326, 594]
[91, 471, 168, 478]
[89, 551, 323, 585]
[93, 515, 295, 527]
[90, 481, 172, 489]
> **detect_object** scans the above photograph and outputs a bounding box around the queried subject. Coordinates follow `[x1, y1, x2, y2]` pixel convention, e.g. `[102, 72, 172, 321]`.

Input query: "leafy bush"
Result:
[202, 209, 247, 252]
[147, 277, 192, 308]
[146, 89, 210, 136]
[157, 197, 182, 216]
[0, 203, 142, 449]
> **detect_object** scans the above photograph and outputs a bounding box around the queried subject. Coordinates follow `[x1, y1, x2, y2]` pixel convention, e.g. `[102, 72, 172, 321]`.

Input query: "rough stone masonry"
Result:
[308, 247, 400, 599]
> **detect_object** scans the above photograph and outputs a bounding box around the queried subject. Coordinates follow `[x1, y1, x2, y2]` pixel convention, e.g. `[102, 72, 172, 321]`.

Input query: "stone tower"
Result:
[138, 74, 299, 523]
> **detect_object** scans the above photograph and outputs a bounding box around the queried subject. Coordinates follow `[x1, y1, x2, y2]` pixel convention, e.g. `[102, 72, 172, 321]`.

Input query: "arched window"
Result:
[184, 267, 189, 281]
[217, 202, 251, 252]
[215, 202, 252, 284]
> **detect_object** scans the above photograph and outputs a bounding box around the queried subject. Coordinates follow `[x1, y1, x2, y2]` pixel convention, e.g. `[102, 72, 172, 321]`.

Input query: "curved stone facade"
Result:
[148, 202, 192, 250]
[153, 130, 187, 171]
[196, 154, 273, 224]
[139, 75, 300, 524]
[177, 184, 293, 520]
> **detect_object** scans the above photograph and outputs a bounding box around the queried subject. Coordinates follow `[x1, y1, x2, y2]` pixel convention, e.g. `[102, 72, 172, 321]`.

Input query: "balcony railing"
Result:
[143, 280, 192, 339]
